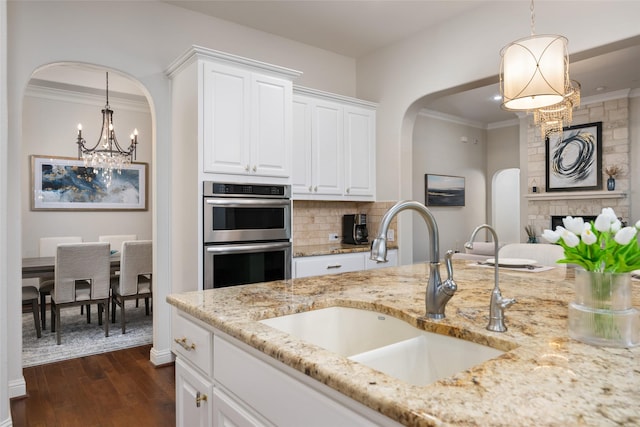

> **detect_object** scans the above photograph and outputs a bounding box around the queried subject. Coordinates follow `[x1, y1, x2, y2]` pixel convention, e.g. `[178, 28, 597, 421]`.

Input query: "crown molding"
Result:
[25, 79, 150, 113]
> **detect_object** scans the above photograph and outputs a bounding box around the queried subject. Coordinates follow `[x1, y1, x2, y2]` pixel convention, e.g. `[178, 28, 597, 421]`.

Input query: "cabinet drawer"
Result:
[172, 310, 212, 376]
[294, 253, 364, 278]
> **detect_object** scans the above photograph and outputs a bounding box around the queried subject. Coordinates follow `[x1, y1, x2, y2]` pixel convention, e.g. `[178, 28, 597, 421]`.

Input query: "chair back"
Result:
[499, 243, 566, 267]
[54, 242, 111, 303]
[39, 236, 82, 257]
[98, 234, 137, 252]
[118, 240, 152, 296]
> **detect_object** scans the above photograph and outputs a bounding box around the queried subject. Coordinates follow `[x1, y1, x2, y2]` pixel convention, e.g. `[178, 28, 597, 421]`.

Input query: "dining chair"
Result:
[50, 242, 111, 345]
[38, 236, 83, 330]
[22, 285, 42, 338]
[111, 240, 152, 334]
[98, 234, 137, 253]
[498, 243, 566, 267]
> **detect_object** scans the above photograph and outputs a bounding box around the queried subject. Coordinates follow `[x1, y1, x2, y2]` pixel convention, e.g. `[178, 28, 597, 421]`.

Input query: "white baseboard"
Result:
[150, 346, 174, 366]
[8, 376, 26, 399]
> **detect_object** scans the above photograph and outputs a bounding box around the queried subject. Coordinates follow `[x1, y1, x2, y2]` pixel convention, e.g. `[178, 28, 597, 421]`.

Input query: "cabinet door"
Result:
[202, 61, 251, 175]
[176, 358, 213, 427]
[292, 97, 313, 195]
[344, 105, 375, 198]
[313, 100, 343, 196]
[251, 74, 292, 177]
[213, 388, 272, 427]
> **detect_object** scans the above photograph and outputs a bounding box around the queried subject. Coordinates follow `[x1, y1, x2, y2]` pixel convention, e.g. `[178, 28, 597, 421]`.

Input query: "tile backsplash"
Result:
[292, 200, 398, 247]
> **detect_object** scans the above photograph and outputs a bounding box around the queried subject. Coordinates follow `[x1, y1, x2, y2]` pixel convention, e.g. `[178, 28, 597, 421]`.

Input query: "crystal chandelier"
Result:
[533, 80, 581, 137]
[76, 72, 138, 174]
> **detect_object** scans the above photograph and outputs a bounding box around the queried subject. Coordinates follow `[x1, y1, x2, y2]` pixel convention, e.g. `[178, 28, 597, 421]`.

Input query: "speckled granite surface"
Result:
[293, 242, 398, 257]
[167, 261, 640, 426]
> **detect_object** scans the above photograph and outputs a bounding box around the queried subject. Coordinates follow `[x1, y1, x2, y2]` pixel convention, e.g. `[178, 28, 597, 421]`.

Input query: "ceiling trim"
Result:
[25, 79, 150, 113]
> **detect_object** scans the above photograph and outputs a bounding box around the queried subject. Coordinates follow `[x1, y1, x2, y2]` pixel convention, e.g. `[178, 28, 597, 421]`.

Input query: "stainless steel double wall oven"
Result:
[203, 182, 292, 289]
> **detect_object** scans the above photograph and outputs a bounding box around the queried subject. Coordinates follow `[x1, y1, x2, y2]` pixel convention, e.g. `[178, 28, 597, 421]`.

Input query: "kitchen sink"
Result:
[260, 306, 504, 386]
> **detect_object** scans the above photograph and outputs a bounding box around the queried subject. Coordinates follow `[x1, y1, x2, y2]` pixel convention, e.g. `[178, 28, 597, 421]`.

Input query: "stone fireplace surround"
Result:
[526, 95, 630, 240]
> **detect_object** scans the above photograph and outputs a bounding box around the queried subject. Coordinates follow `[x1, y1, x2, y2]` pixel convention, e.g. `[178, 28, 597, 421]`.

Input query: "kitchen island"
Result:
[167, 261, 640, 426]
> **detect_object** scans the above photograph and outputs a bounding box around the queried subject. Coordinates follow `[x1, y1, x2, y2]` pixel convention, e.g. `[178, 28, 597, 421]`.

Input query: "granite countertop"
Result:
[293, 242, 398, 257]
[167, 261, 640, 426]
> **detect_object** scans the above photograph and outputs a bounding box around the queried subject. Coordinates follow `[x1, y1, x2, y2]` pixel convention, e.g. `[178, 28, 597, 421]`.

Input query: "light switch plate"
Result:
[387, 229, 395, 241]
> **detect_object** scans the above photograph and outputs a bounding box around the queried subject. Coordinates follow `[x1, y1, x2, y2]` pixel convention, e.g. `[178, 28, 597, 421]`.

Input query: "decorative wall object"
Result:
[31, 155, 147, 211]
[545, 122, 602, 192]
[425, 174, 465, 207]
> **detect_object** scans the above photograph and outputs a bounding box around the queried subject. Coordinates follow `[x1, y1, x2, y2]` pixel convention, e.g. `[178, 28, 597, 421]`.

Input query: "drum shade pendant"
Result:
[75, 72, 138, 173]
[499, 0, 569, 111]
[500, 34, 568, 111]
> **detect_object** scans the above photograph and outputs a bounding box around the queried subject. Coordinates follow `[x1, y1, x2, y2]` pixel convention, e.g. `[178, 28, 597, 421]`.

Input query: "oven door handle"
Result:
[205, 242, 291, 255]
[205, 198, 290, 207]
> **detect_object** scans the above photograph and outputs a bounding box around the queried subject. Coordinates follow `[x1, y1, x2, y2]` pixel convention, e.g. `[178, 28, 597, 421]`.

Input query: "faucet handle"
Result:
[444, 249, 454, 280]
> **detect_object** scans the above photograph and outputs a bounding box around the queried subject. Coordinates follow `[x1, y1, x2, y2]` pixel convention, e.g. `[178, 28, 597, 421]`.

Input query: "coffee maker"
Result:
[342, 214, 369, 245]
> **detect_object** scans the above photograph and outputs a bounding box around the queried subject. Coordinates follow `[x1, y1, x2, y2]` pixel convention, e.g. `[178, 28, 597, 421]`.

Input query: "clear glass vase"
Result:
[568, 269, 640, 347]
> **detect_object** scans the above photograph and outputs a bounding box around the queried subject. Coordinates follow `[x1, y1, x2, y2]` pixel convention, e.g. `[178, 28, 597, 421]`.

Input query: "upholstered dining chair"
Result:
[98, 234, 137, 253]
[50, 242, 111, 345]
[111, 240, 152, 334]
[37, 236, 83, 329]
[498, 243, 566, 267]
[22, 286, 42, 338]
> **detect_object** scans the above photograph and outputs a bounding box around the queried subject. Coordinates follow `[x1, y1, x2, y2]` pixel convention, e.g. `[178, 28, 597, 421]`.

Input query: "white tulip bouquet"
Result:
[542, 208, 640, 273]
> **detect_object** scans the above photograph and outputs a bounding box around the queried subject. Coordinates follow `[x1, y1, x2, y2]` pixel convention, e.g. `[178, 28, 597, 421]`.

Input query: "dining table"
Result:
[22, 253, 121, 279]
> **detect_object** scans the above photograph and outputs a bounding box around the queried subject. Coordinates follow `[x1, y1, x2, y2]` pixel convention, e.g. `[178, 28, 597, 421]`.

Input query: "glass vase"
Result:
[568, 269, 640, 347]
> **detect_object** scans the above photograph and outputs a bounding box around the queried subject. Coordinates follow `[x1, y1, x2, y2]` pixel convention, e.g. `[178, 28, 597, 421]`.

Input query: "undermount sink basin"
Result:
[259, 306, 504, 386]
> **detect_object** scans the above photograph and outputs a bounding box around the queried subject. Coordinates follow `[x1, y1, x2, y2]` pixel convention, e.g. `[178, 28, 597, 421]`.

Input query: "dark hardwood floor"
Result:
[10, 345, 175, 427]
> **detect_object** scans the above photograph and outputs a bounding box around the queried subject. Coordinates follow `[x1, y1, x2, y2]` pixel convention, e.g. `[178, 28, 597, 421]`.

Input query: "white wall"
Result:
[356, 1, 640, 264]
[411, 112, 486, 261]
[5, 0, 357, 407]
[21, 81, 153, 257]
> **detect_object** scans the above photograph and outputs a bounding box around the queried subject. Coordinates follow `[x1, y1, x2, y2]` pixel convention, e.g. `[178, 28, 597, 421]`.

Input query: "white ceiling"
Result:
[34, 1, 640, 127]
[166, 0, 640, 127]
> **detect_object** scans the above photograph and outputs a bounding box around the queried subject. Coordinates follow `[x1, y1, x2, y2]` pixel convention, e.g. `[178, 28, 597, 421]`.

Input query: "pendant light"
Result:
[499, 0, 569, 111]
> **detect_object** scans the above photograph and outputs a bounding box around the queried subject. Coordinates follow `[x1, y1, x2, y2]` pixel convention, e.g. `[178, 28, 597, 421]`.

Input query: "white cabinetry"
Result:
[294, 249, 398, 279]
[176, 358, 213, 427]
[202, 61, 294, 179]
[172, 309, 399, 427]
[292, 86, 376, 200]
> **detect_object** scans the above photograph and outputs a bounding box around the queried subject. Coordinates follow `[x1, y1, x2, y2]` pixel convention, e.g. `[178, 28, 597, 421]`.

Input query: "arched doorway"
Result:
[21, 63, 154, 365]
[492, 168, 520, 244]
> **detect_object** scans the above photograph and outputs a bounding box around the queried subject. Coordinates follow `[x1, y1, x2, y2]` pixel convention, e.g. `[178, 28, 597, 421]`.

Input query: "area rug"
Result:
[22, 300, 152, 367]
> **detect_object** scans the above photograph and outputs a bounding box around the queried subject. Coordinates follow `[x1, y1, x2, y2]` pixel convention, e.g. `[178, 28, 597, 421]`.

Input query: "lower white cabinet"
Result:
[172, 309, 400, 427]
[176, 357, 213, 427]
[294, 249, 398, 278]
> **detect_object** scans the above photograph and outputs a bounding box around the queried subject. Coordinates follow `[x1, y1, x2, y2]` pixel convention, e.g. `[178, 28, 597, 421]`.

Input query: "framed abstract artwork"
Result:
[31, 155, 148, 211]
[545, 122, 602, 192]
[425, 174, 465, 207]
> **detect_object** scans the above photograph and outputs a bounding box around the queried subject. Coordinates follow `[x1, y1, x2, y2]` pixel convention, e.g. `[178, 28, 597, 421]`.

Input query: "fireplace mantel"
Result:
[525, 190, 626, 201]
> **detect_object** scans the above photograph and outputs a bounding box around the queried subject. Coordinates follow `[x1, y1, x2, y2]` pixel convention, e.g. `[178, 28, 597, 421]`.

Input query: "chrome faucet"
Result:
[370, 200, 457, 319]
[465, 224, 516, 332]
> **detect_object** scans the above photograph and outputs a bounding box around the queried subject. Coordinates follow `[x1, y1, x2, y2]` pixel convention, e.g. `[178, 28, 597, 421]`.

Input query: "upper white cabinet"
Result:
[168, 46, 302, 184]
[202, 62, 293, 178]
[292, 86, 376, 200]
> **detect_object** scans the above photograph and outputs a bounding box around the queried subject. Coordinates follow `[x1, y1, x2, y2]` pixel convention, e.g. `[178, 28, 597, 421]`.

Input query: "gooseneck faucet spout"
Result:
[465, 224, 516, 332]
[371, 200, 457, 319]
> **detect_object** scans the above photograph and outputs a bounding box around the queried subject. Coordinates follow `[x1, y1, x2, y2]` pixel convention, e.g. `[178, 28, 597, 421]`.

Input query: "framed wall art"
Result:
[425, 174, 465, 207]
[31, 155, 148, 211]
[545, 122, 602, 192]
